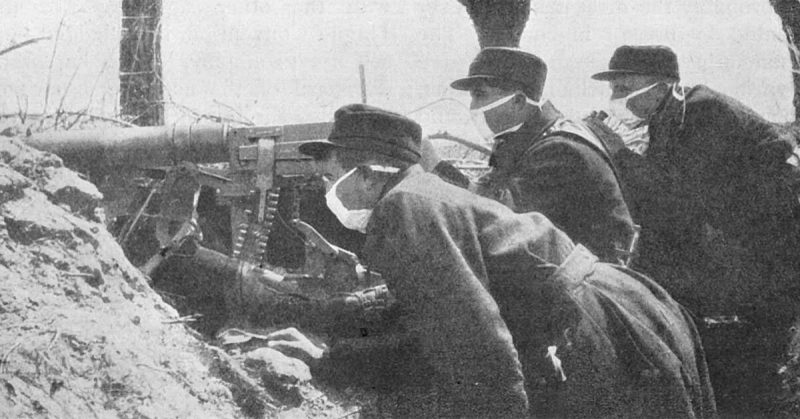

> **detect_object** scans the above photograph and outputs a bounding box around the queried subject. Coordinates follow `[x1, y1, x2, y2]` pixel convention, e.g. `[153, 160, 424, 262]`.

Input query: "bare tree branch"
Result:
[54, 64, 81, 129]
[43, 17, 67, 115]
[428, 131, 492, 155]
[213, 99, 255, 126]
[0, 112, 136, 128]
[0, 36, 51, 58]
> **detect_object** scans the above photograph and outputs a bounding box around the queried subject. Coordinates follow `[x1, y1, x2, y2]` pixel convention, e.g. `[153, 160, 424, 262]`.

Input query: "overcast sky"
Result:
[0, 0, 793, 142]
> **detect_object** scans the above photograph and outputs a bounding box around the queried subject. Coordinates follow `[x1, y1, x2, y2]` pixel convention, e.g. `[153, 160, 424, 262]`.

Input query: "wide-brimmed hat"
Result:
[591, 45, 680, 81]
[451, 47, 547, 101]
[298, 104, 421, 164]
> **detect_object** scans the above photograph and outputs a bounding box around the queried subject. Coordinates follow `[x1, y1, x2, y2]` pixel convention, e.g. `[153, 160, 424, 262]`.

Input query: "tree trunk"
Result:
[120, 0, 164, 126]
[770, 0, 800, 121]
[457, 0, 531, 48]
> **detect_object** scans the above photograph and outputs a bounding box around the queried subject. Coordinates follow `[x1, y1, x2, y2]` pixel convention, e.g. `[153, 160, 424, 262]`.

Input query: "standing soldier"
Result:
[450, 47, 637, 264]
[589, 44, 800, 413]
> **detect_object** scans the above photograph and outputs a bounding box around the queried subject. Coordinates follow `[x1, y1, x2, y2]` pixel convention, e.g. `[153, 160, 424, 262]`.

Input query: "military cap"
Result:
[451, 47, 547, 101]
[299, 103, 421, 164]
[592, 45, 680, 81]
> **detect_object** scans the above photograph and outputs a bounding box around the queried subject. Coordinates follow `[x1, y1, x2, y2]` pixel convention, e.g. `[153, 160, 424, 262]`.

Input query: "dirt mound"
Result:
[0, 135, 360, 418]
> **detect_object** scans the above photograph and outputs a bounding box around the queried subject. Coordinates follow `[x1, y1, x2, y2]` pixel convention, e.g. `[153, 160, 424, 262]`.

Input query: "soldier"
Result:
[589, 44, 800, 413]
[450, 47, 637, 264]
[268, 103, 716, 417]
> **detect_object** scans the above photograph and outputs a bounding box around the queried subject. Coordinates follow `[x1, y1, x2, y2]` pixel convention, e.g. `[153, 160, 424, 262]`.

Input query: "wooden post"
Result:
[359, 64, 367, 104]
[120, 0, 164, 126]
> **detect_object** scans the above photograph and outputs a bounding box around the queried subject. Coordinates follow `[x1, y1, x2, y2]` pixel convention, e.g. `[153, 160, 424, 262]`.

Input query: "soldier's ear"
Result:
[512, 92, 538, 118]
[357, 165, 383, 186]
[650, 83, 673, 104]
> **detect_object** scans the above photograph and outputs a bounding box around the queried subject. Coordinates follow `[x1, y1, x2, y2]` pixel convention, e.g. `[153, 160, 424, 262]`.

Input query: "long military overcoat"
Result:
[362, 165, 716, 418]
[611, 85, 800, 318]
[474, 102, 636, 264]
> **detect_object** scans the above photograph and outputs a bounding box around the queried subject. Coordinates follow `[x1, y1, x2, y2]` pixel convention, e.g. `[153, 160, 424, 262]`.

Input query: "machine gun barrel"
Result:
[23, 123, 229, 174]
[22, 122, 334, 176]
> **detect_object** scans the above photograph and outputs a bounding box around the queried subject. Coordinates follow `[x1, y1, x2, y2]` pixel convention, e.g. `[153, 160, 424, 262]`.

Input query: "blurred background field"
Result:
[0, 0, 794, 151]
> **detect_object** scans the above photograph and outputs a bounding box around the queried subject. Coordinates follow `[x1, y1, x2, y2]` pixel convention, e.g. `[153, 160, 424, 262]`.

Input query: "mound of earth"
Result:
[0, 134, 363, 418]
[5, 121, 800, 418]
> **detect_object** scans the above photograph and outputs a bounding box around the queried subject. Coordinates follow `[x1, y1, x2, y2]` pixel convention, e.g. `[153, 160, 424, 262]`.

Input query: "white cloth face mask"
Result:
[470, 94, 543, 141]
[607, 82, 661, 127]
[325, 165, 399, 233]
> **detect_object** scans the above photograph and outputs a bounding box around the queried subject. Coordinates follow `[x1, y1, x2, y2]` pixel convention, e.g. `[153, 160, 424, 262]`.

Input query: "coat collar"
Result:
[363, 164, 425, 236]
[648, 85, 688, 149]
[377, 163, 425, 200]
[489, 101, 563, 170]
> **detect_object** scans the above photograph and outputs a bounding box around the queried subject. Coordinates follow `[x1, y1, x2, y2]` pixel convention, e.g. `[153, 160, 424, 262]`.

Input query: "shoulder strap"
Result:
[553, 122, 612, 161]
[527, 119, 642, 267]
[526, 119, 622, 182]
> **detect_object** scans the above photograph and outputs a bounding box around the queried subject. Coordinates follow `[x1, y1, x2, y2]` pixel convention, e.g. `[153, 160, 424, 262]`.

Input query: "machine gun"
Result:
[24, 122, 387, 334]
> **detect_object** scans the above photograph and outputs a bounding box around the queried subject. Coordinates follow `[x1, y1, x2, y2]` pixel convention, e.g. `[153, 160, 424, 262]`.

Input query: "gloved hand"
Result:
[583, 111, 627, 156]
[598, 111, 650, 155]
[265, 327, 327, 367]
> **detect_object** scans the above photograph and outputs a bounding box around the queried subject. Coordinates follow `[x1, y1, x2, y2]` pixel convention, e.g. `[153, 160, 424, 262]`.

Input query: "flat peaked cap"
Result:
[592, 45, 680, 81]
[451, 47, 547, 101]
[298, 104, 422, 164]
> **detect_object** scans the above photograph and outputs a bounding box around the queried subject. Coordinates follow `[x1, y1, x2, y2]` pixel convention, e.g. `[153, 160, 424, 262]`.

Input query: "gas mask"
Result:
[325, 165, 399, 233]
[470, 93, 543, 141]
[607, 82, 661, 127]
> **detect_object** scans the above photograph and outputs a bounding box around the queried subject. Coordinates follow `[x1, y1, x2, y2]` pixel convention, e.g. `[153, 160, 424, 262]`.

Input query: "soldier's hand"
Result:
[420, 137, 443, 172]
[583, 112, 627, 156]
[265, 327, 326, 366]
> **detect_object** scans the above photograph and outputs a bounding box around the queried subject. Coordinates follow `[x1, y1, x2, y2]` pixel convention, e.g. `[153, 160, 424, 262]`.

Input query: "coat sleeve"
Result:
[703, 98, 800, 264]
[511, 137, 634, 262]
[364, 190, 529, 417]
[613, 148, 699, 229]
[511, 138, 587, 214]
